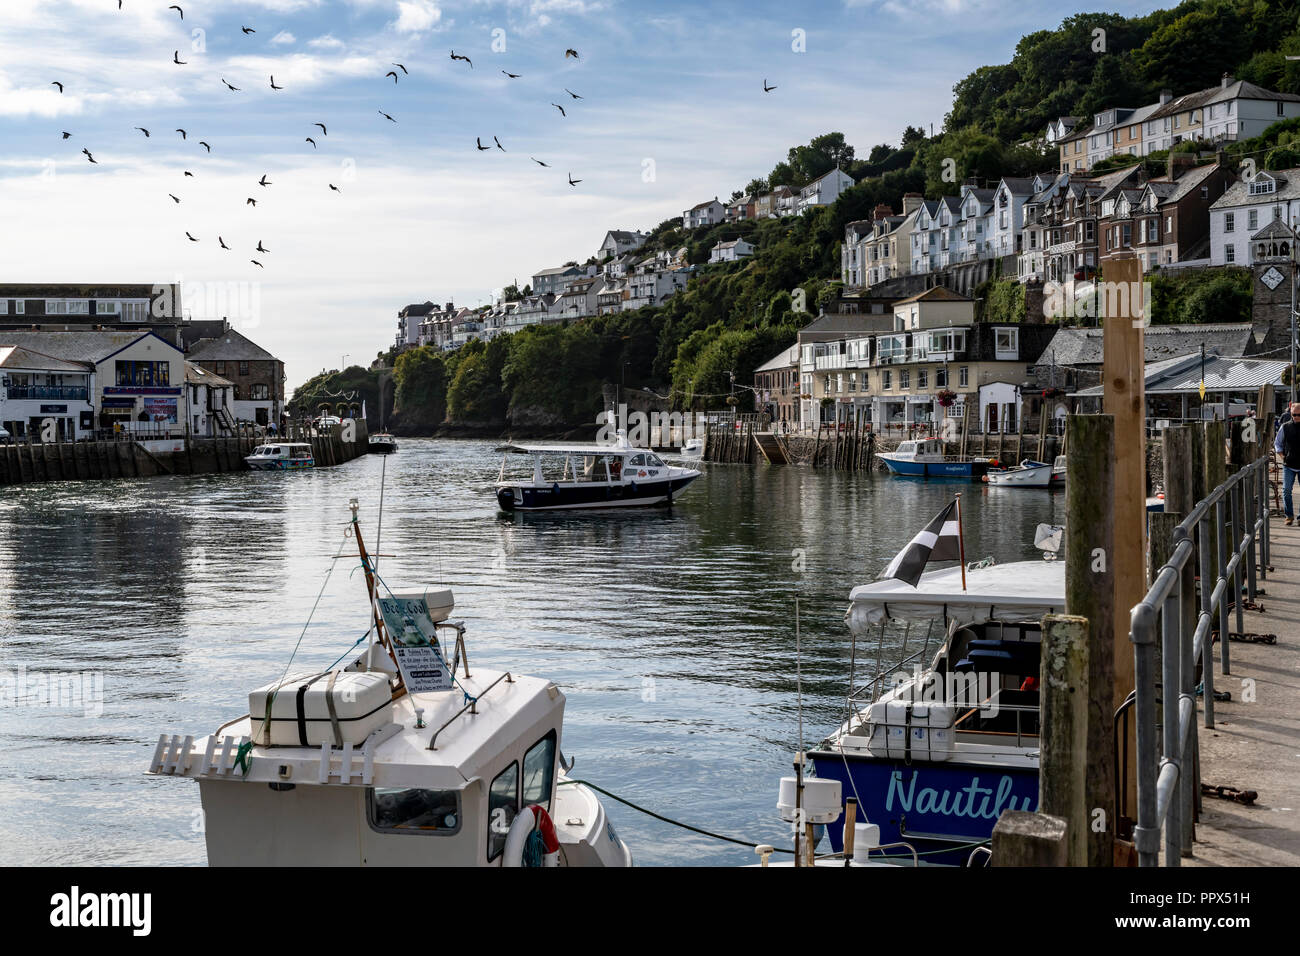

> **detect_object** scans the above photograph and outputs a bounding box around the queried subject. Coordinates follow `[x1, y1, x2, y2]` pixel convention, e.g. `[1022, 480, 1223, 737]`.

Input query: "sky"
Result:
[0, 0, 1168, 391]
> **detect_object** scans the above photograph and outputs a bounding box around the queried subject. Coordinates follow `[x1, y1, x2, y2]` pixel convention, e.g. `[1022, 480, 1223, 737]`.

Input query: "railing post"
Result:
[1197, 513, 1215, 730]
[1259, 461, 1270, 577]
[1161, 578, 1181, 867]
[1216, 495, 1231, 676]
[1245, 465, 1258, 603]
[1230, 482, 1244, 638]
[1179, 553, 1197, 860]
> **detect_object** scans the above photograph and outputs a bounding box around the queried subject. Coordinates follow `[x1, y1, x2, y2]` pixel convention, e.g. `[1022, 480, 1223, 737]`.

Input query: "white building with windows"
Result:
[1209, 168, 1300, 267]
[683, 198, 725, 230]
[797, 168, 855, 213]
[708, 238, 755, 263]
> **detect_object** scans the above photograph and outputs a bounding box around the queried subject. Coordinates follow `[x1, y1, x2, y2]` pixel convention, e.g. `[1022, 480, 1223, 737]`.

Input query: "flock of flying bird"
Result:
[49, 6, 780, 272]
[47, 7, 598, 269]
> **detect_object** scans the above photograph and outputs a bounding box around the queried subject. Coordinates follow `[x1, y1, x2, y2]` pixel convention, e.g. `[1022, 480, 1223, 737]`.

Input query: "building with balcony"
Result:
[0, 345, 94, 441]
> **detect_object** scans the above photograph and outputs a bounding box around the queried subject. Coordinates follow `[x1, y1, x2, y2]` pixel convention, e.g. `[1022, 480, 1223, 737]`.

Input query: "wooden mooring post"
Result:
[1039, 614, 1091, 867]
[992, 810, 1069, 866]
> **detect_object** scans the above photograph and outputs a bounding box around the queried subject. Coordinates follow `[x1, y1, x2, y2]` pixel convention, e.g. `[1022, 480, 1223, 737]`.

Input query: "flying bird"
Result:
[241, 26, 255, 35]
[258, 174, 271, 186]
[222, 78, 240, 91]
[385, 71, 399, 83]
[186, 232, 198, 241]
[83, 149, 97, 163]
[270, 76, 283, 90]
[494, 135, 505, 152]
[175, 128, 186, 139]
[565, 88, 582, 99]
[174, 50, 186, 65]
[219, 236, 230, 250]
[314, 123, 327, 135]
[763, 79, 776, 92]
[251, 260, 264, 268]
[61, 131, 71, 139]
[568, 172, 581, 186]
[135, 127, 150, 137]
[450, 50, 472, 67]
[168, 194, 180, 203]
[305, 137, 317, 148]
[328, 183, 341, 192]
[183, 170, 194, 177]
[168, 5, 183, 19]
[256, 241, 269, 253]
[502, 70, 520, 78]
[551, 102, 566, 116]
[565, 49, 579, 59]
[51, 81, 63, 93]
[393, 63, 408, 74]
[198, 141, 211, 152]
[246, 197, 257, 206]
[475, 137, 490, 151]
[530, 157, 550, 167]
[378, 110, 396, 122]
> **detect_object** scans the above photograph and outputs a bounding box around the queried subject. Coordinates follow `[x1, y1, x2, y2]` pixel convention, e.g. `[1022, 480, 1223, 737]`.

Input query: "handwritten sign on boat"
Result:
[378, 591, 455, 693]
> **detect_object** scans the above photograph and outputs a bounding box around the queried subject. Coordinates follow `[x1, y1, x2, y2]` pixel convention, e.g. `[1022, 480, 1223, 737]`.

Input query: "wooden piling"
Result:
[1039, 614, 1091, 867]
[1064, 413, 1116, 867]
[992, 810, 1069, 867]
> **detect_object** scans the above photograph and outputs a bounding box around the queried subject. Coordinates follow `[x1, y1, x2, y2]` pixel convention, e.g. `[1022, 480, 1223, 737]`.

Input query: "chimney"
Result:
[445, 302, 454, 312]
[872, 203, 894, 221]
[1221, 73, 1233, 89]
[1159, 89, 1172, 106]
[902, 192, 923, 215]
[1167, 150, 1196, 181]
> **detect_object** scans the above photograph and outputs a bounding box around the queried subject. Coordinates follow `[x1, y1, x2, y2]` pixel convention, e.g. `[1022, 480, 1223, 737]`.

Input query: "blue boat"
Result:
[877, 438, 995, 481]
[809, 558, 1065, 865]
[495, 440, 701, 512]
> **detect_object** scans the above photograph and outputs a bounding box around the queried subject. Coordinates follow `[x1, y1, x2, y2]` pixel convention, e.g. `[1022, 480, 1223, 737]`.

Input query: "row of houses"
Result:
[0, 284, 285, 442]
[683, 167, 857, 229]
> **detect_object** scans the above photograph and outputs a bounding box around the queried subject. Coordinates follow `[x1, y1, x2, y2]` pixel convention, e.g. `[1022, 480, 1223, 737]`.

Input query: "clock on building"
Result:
[1260, 265, 1286, 290]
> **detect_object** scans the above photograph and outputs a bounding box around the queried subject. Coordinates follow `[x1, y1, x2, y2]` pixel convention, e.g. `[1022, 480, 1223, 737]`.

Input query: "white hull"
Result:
[986, 462, 1053, 487]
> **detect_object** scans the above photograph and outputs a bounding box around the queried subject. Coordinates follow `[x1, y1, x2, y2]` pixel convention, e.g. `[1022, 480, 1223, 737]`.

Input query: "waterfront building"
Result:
[186, 324, 285, 428]
[0, 283, 184, 346]
[184, 362, 237, 437]
[395, 301, 434, 350]
[1101, 159, 1232, 270]
[752, 344, 800, 425]
[1209, 167, 1300, 267]
[0, 345, 94, 441]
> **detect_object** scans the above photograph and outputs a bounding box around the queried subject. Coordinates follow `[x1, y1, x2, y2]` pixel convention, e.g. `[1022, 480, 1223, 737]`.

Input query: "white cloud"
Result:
[270, 31, 297, 46]
[393, 1, 442, 34]
[307, 35, 346, 51]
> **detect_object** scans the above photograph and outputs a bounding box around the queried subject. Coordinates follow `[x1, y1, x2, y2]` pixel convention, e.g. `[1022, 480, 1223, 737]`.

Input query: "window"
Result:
[214, 361, 226, 375]
[917, 370, 928, 390]
[114, 360, 170, 387]
[12, 300, 22, 314]
[995, 329, 1019, 359]
[522, 732, 557, 810]
[1225, 243, 1236, 263]
[1249, 210, 1259, 230]
[368, 787, 462, 835]
[1279, 101, 1286, 117]
[959, 367, 969, 387]
[45, 299, 89, 315]
[487, 762, 520, 861]
[848, 373, 857, 392]
[1249, 179, 1276, 196]
[935, 368, 947, 388]
[239, 361, 250, 376]
[899, 370, 910, 389]
[882, 370, 892, 390]
[1225, 212, 1235, 233]
[250, 384, 269, 400]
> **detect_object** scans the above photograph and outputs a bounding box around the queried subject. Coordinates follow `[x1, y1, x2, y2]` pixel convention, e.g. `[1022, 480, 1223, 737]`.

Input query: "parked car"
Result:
[0, 426, 10, 445]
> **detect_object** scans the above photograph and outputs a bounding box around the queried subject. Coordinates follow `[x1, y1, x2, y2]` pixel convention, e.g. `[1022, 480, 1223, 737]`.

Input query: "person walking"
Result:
[1276, 402, 1300, 525]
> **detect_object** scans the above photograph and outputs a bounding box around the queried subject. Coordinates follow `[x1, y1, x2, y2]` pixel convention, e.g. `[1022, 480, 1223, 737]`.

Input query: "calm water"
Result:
[0, 440, 1063, 866]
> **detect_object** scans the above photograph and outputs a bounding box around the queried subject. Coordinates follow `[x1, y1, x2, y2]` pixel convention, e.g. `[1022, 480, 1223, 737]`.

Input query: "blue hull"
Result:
[880, 458, 989, 480]
[810, 752, 1038, 866]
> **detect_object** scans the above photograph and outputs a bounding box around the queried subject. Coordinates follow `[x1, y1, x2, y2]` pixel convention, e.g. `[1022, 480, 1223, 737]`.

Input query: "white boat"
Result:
[984, 458, 1054, 487]
[877, 438, 995, 480]
[245, 442, 315, 471]
[369, 432, 398, 455]
[147, 501, 632, 867]
[495, 433, 701, 511]
[679, 437, 704, 461]
[1050, 454, 1066, 486]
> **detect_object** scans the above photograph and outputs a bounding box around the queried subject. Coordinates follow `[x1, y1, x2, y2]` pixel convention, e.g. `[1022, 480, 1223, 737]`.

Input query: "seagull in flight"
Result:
[174, 50, 186, 65]
[564, 88, 582, 99]
[531, 157, 550, 167]
[568, 172, 582, 186]
[763, 79, 776, 92]
[83, 148, 97, 163]
[270, 76, 283, 90]
[241, 26, 255, 35]
[168, 193, 180, 203]
[494, 135, 505, 152]
[328, 183, 341, 192]
[168, 5, 183, 19]
[450, 50, 472, 68]
[135, 127, 150, 137]
[219, 236, 230, 250]
[246, 197, 257, 206]
[393, 63, 408, 74]
[251, 260, 264, 268]
[198, 141, 211, 152]
[175, 128, 186, 139]
[565, 48, 579, 59]
[222, 78, 240, 91]
[551, 102, 566, 116]
[305, 137, 317, 148]
[385, 71, 399, 83]
[475, 137, 490, 151]
[502, 70, 521, 78]
[183, 171, 194, 177]
[186, 231, 198, 241]
[51, 81, 63, 93]
[258, 174, 271, 186]
[256, 240, 269, 253]
[61, 131, 71, 140]
[314, 123, 327, 135]
[378, 110, 396, 122]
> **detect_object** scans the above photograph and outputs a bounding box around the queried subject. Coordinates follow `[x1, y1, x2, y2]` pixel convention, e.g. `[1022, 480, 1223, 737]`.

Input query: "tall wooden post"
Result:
[1102, 254, 1145, 825]
[1039, 614, 1090, 866]
[1064, 414, 1116, 866]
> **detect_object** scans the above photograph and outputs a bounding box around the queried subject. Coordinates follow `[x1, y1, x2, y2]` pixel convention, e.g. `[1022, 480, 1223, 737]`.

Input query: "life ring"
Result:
[502, 804, 560, 867]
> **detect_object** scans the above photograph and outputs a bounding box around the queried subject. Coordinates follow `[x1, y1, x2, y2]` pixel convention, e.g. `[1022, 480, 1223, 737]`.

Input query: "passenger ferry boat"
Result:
[147, 500, 631, 867]
[495, 435, 701, 512]
[369, 432, 398, 455]
[809, 557, 1065, 866]
[245, 442, 315, 471]
[877, 438, 995, 480]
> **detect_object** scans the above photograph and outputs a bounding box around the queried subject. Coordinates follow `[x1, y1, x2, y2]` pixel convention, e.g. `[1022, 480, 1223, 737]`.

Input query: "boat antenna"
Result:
[375, 454, 387, 574]
[955, 493, 968, 592]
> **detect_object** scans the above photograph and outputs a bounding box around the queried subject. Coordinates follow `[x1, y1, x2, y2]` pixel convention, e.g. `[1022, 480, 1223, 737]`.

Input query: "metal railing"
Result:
[1130, 454, 1269, 867]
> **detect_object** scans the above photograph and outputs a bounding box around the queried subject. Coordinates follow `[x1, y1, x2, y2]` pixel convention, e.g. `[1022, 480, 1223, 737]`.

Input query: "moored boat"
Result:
[1051, 454, 1066, 486]
[369, 432, 398, 454]
[984, 459, 1054, 487]
[146, 500, 631, 867]
[245, 442, 315, 471]
[877, 438, 994, 480]
[495, 437, 700, 511]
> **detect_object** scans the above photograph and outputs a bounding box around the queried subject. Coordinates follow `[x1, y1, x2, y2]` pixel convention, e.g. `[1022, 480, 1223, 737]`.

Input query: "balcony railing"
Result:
[4, 385, 89, 400]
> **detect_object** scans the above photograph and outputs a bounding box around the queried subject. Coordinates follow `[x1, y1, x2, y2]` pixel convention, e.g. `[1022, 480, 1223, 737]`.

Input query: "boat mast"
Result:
[955, 493, 968, 592]
[349, 498, 398, 673]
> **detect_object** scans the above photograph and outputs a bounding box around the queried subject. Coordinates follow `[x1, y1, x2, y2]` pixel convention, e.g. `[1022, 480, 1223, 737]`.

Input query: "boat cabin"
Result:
[494, 441, 700, 511]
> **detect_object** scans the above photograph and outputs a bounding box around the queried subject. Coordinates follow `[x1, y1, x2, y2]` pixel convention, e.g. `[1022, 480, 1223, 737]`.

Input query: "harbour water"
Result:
[0, 440, 1063, 866]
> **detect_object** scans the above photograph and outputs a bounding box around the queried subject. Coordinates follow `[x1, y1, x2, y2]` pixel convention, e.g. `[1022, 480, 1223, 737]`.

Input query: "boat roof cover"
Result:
[847, 560, 1065, 631]
[496, 441, 641, 454]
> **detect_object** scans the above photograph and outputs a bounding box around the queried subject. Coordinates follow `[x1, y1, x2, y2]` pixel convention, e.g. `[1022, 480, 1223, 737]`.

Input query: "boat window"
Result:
[645, 454, 664, 467]
[270, 447, 281, 455]
[627, 454, 646, 466]
[367, 787, 462, 835]
[522, 730, 557, 810]
[487, 761, 519, 861]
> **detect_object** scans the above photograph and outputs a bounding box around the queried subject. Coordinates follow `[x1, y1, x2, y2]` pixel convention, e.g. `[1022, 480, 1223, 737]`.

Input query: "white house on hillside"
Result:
[798, 168, 855, 213]
[683, 198, 725, 229]
[596, 230, 648, 260]
[1209, 168, 1300, 267]
[709, 238, 755, 263]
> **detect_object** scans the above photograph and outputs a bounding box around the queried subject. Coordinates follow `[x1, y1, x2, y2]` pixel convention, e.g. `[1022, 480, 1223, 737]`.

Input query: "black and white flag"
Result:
[879, 500, 961, 587]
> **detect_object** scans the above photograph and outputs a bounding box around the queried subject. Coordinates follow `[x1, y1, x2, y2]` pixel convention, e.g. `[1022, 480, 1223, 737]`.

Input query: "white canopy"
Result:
[846, 560, 1065, 632]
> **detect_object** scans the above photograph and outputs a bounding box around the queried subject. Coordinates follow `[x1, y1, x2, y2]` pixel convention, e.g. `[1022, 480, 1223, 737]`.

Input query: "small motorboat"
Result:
[984, 459, 1054, 487]
[877, 438, 994, 480]
[245, 442, 315, 471]
[679, 437, 704, 461]
[1050, 455, 1066, 486]
[147, 501, 632, 867]
[369, 432, 398, 455]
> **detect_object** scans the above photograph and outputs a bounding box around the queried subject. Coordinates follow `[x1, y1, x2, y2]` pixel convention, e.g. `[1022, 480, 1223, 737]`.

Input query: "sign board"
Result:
[377, 594, 454, 693]
[40, 405, 68, 413]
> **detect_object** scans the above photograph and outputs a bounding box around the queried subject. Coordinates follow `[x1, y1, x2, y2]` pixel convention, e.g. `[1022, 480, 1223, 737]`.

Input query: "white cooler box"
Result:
[866, 686, 955, 762]
[248, 670, 393, 747]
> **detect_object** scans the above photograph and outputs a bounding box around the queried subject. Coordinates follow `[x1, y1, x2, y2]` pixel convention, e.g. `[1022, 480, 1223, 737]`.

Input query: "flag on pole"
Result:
[878, 500, 962, 588]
